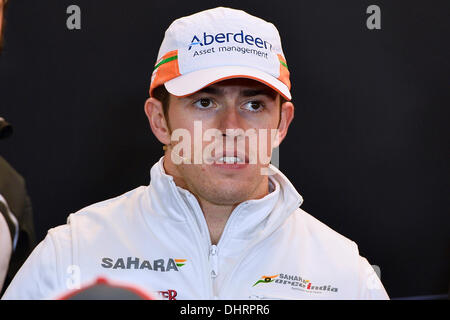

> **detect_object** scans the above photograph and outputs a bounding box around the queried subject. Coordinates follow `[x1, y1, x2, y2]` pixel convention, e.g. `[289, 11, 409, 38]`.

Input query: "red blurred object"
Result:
[57, 277, 155, 300]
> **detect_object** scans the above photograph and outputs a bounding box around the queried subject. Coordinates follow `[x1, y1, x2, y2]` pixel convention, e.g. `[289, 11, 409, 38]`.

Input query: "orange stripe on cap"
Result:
[149, 50, 180, 97]
[277, 54, 291, 91]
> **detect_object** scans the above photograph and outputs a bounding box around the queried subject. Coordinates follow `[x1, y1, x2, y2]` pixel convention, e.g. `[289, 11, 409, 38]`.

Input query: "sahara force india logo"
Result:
[253, 274, 338, 293]
[101, 257, 187, 272]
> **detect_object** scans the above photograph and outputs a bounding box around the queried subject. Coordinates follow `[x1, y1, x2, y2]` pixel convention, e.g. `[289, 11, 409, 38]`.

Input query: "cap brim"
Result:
[164, 66, 291, 100]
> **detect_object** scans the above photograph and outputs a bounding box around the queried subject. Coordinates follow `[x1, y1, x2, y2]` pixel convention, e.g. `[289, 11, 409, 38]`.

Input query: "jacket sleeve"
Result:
[356, 255, 390, 300]
[1, 228, 67, 300]
[0, 214, 12, 290]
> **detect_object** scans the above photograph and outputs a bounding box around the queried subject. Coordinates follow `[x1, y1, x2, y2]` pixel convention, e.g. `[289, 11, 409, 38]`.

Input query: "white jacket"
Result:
[2, 157, 389, 300]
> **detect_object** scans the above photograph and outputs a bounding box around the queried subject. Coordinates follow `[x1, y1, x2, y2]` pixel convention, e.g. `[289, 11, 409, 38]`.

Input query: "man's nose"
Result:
[217, 105, 244, 135]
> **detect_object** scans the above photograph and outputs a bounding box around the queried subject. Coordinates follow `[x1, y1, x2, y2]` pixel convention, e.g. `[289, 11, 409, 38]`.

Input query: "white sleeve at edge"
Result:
[1, 233, 59, 300]
[357, 255, 390, 300]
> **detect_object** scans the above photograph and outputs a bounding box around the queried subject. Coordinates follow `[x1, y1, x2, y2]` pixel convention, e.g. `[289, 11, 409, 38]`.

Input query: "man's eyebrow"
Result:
[194, 87, 277, 99]
[240, 88, 277, 100]
[195, 87, 222, 95]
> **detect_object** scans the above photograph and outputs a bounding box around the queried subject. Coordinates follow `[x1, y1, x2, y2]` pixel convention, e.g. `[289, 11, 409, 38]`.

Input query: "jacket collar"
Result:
[146, 156, 303, 241]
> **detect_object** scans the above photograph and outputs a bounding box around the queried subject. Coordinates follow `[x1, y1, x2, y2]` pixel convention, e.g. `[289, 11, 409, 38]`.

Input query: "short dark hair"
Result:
[152, 84, 287, 128]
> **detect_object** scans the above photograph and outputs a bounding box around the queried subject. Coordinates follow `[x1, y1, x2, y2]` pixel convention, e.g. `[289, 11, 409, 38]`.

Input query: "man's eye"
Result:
[193, 98, 214, 109]
[243, 101, 264, 112]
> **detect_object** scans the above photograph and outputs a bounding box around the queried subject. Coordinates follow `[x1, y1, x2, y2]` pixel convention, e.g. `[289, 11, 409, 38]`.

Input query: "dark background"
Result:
[0, 0, 448, 298]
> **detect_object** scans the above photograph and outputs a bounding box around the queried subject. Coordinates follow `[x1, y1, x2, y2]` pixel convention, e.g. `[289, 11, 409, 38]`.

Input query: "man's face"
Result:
[152, 78, 294, 206]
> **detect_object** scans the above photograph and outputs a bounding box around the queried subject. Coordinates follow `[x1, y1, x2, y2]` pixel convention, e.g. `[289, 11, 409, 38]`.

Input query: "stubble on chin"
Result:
[178, 164, 268, 206]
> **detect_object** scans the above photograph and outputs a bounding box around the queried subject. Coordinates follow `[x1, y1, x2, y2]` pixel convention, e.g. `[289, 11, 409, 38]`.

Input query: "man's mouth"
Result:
[208, 151, 249, 169]
[212, 150, 248, 163]
[216, 156, 244, 164]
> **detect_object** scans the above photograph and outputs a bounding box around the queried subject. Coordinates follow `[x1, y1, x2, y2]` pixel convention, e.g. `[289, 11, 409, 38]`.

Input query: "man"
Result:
[2, 7, 388, 299]
[0, 0, 36, 294]
[0, 150, 35, 294]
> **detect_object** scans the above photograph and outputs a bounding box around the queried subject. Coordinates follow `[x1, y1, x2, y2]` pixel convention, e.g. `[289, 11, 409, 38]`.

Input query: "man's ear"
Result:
[144, 97, 171, 145]
[274, 100, 295, 148]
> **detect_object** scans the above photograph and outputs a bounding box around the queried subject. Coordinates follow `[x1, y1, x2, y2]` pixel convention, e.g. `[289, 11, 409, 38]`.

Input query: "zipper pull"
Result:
[209, 245, 219, 278]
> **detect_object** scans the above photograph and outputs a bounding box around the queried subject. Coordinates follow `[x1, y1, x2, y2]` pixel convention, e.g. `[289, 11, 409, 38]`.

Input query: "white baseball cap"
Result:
[149, 7, 291, 100]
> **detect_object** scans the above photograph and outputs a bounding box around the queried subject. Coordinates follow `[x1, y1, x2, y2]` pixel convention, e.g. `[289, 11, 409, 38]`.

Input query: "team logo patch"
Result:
[101, 257, 187, 272]
[252, 273, 338, 294]
[252, 274, 279, 286]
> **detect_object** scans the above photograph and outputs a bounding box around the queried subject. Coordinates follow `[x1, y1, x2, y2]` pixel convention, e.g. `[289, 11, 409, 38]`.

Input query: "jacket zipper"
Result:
[209, 203, 248, 298]
[172, 184, 251, 299]
[209, 244, 218, 279]
[187, 193, 248, 299]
